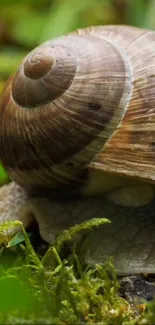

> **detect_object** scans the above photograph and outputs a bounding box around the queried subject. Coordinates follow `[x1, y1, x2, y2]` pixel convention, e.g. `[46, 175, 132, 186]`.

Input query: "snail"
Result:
[0, 24, 155, 275]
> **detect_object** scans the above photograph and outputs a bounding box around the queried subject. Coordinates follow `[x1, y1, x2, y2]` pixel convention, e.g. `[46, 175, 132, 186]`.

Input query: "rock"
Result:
[119, 276, 155, 303]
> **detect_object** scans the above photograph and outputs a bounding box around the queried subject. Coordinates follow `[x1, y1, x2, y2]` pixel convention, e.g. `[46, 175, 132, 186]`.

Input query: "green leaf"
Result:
[0, 164, 9, 185]
[0, 275, 38, 313]
[143, 0, 155, 30]
[125, 0, 146, 27]
[7, 231, 32, 247]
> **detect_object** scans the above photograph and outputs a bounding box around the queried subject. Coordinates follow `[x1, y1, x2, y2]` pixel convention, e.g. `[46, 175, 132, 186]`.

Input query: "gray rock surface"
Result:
[119, 276, 155, 303]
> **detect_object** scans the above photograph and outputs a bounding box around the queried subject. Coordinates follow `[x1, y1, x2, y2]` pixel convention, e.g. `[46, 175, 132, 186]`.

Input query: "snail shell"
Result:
[0, 25, 155, 194]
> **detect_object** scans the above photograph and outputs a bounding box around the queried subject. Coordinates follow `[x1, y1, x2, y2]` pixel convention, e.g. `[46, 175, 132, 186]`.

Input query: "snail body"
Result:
[1, 25, 155, 274]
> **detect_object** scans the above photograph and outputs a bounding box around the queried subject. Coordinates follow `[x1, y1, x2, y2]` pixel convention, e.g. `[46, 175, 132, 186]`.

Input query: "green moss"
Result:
[0, 219, 154, 324]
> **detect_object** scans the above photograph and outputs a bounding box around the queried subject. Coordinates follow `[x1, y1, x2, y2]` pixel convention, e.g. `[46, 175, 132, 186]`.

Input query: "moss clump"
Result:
[0, 219, 154, 324]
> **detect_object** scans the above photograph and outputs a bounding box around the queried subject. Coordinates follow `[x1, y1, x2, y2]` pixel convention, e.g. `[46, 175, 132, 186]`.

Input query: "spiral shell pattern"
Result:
[0, 27, 131, 191]
[12, 45, 77, 107]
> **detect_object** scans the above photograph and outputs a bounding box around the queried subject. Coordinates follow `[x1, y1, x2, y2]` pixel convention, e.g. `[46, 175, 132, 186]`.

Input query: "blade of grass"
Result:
[40, 0, 108, 41]
[142, 0, 155, 30]
[125, 0, 146, 27]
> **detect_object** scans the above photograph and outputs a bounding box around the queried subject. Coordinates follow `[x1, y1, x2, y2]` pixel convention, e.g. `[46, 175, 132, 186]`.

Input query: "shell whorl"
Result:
[24, 48, 55, 79]
[12, 44, 77, 107]
[0, 28, 131, 191]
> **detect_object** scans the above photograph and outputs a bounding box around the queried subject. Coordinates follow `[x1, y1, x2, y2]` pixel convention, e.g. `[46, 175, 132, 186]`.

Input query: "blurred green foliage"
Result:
[1, 0, 155, 93]
[0, 0, 155, 183]
[0, 0, 155, 87]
